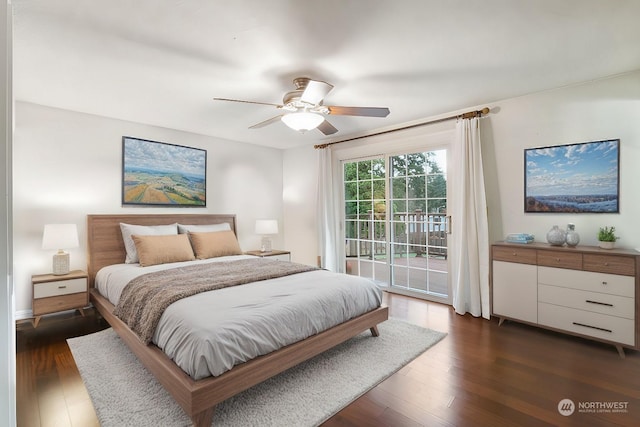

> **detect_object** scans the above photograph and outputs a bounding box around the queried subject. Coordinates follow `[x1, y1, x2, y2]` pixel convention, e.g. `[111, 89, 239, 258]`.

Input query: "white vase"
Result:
[546, 225, 566, 246]
[598, 241, 615, 249]
[565, 223, 580, 247]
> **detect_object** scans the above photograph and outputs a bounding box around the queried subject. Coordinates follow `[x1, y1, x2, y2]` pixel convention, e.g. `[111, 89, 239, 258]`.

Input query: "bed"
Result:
[86, 213, 389, 426]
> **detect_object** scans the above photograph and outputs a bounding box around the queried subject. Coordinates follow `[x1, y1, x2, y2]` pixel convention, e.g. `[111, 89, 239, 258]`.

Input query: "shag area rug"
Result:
[68, 318, 446, 427]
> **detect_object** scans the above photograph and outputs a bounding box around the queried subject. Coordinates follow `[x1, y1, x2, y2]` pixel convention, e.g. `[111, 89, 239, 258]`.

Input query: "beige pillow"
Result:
[189, 230, 242, 259]
[132, 234, 195, 267]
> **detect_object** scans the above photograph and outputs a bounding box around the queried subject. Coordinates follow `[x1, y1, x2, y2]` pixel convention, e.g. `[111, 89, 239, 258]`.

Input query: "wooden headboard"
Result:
[86, 214, 237, 286]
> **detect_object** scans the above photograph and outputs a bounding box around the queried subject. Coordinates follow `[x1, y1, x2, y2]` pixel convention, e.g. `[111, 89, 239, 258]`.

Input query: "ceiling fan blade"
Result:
[328, 106, 390, 118]
[249, 115, 284, 129]
[300, 80, 334, 105]
[317, 119, 338, 135]
[213, 97, 283, 108]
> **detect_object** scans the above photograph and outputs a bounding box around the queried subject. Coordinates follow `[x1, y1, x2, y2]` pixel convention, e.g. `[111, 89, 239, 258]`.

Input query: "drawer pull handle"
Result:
[512, 252, 517, 256]
[58, 285, 67, 289]
[602, 281, 608, 285]
[572, 322, 612, 333]
[604, 262, 609, 266]
[585, 300, 613, 307]
[556, 258, 560, 262]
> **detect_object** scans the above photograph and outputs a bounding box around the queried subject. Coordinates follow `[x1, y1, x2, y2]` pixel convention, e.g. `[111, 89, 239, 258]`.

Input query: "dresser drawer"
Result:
[583, 254, 635, 276]
[492, 246, 537, 264]
[33, 277, 87, 298]
[537, 250, 582, 270]
[538, 266, 634, 297]
[538, 302, 635, 345]
[32, 292, 88, 316]
[539, 284, 634, 319]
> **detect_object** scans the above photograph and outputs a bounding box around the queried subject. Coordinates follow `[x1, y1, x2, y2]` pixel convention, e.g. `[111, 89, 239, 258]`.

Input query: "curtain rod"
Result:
[314, 107, 490, 149]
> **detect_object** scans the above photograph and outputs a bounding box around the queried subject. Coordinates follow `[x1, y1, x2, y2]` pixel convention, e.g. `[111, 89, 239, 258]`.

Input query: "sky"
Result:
[525, 139, 619, 197]
[123, 137, 206, 178]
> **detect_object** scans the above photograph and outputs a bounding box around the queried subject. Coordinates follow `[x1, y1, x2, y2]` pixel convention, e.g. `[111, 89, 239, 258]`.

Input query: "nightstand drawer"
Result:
[32, 292, 88, 316]
[34, 277, 87, 298]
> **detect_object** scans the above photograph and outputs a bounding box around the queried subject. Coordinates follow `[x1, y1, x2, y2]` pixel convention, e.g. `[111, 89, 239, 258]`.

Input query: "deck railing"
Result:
[345, 209, 448, 258]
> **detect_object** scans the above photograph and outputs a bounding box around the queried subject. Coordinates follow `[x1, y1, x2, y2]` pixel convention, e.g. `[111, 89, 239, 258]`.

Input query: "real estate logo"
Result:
[558, 398, 629, 416]
[558, 399, 575, 416]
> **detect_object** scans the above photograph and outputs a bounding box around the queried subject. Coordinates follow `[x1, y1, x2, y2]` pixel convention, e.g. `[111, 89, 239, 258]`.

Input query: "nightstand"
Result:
[245, 249, 291, 262]
[32, 269, 89, 327]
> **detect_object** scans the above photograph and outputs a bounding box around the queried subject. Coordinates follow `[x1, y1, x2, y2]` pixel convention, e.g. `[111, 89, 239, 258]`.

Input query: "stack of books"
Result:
[505, 233, 534, 244]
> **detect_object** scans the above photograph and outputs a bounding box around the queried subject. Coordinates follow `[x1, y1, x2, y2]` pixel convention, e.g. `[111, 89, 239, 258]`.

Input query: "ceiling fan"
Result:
[213, 77, 390, 135]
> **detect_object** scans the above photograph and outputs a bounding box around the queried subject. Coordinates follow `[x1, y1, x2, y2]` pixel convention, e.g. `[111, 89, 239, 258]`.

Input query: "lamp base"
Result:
[260, 237, 272, 253]
[52, 252, 70, 275]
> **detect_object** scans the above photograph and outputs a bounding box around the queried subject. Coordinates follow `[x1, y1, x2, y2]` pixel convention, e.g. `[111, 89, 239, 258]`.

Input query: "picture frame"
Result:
[122, 136, 207, 207]
[524, 139, 619, 213]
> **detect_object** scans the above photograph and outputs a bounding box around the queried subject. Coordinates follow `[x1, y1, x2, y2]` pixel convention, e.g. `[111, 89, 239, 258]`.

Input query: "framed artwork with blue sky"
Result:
[122, 136, 207, 206]
[524, 139, 619, 213]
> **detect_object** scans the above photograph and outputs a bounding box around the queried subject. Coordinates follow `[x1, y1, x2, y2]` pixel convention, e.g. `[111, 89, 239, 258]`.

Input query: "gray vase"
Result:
[546, 225, 566, 246]
[565, 223, 580, 247]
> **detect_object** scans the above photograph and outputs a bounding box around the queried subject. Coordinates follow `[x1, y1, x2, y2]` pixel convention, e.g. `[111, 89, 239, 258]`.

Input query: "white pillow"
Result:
[119, 222, 178, 264]
[177, 223, 231, 234]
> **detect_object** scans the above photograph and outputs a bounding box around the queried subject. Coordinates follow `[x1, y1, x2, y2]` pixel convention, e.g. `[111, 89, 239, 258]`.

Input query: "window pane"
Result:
[372, 158, 385, 178]
[372, 179, 386, 199]
[345, 221, 357, 239]
[391, 177, 406, 199]
[344, 162, 357, 181]
[344, 182, 357, 200]
[391, 155, 406, 177]
[406, 152, 426, 176]
[357, 160, 371, 179]
[408, 176, 425, 199]
[392, 200, 407, 214]
[345, 201, 357, 217]
[426, 174, 446, 199]
[358, 181, 372, 200]
[408, 199, 426, 212]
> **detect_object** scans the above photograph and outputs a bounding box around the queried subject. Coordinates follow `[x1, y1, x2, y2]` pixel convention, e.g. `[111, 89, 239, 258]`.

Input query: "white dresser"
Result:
[491, 242, 639, 357]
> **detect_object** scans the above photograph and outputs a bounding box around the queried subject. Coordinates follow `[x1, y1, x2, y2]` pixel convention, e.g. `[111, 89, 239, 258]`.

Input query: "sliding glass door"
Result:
[344, 157, 388, 284]
[343, 149, 450, 303]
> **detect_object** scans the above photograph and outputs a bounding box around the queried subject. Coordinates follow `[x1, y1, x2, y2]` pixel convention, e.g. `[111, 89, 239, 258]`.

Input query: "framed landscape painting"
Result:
[122, 136, 206, 206]
[524, 139, 619, 213]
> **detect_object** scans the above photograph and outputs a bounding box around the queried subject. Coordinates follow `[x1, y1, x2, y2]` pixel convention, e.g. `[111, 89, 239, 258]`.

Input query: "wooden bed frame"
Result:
[86, 214, 389, 426]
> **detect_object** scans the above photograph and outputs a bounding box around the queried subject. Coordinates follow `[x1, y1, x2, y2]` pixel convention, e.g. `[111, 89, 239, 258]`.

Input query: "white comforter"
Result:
[95, 256, 383, 380]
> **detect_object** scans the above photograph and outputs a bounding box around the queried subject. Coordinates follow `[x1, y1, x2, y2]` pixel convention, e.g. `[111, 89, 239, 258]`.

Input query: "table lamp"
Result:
[42, 224, 79, 275]
[255, 219, 278, 253]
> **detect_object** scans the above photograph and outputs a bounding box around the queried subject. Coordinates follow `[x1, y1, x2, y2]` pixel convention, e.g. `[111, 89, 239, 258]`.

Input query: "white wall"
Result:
[283, 71, 640, 267]
[283, 146, 318, 265]
[484, 71, 640, 246]
[13, 102, 285, 317]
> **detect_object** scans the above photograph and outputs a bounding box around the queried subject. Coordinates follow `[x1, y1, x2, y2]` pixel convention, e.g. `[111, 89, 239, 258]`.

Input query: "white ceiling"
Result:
[12, 0, 640, 150]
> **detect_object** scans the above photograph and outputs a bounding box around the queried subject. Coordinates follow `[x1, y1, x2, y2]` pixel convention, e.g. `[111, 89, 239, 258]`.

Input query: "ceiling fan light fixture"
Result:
[281, 112, 324, 132]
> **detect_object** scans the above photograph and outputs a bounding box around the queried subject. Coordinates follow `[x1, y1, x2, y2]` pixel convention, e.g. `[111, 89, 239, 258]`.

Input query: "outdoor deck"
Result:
[346, 254, 449, 296]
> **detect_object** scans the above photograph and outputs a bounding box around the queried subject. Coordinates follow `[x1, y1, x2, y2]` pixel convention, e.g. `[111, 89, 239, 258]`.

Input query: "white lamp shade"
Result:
[255, 220, 278, 235]
[281, 112, 324, 131]
[42, 224, 79, 250]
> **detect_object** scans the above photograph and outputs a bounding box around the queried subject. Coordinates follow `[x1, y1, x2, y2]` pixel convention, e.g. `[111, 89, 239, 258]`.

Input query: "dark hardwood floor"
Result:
[16, 292, 640, 427]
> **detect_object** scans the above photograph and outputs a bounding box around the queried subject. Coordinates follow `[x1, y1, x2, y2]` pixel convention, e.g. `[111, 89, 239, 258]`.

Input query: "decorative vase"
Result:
[546, 225, 566, 246]
[565, 223, 580, 247]
[598, 241, 615, 249]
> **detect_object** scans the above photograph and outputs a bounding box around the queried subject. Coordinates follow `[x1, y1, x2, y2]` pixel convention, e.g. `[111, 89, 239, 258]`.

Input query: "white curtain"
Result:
[317, 147, 342, 272]
[450, 117, 490, 319]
